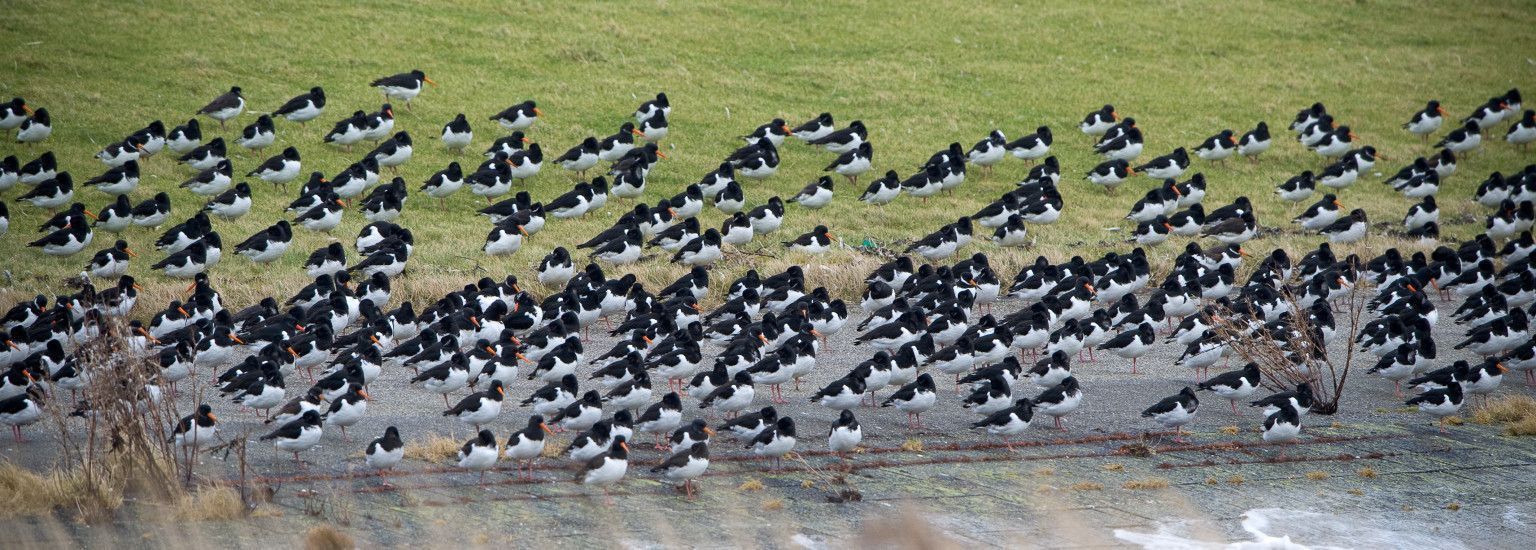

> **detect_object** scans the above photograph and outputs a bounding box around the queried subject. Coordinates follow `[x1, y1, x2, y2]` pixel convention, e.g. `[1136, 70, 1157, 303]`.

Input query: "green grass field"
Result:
[2, 0, 1534, 310]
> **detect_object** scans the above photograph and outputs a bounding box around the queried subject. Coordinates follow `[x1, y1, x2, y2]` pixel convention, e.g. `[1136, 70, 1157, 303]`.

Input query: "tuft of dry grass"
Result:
[762, 499, 785, 511]
[1072, 482, 1104, 491]
[738, 478, 765, 492]
[404, 434, 464, 462]
[900, 438, 924, 452]
[1219, 425, 1241, 435]
[1357, 468, 1377, 479]
[1033, 467, 1055, 477]
[304, 524, 355, 550]
[1446, 502, 1462, 511]
[176, 486, 246, 521]
[1204, 477, 1218, 485]
[1227, 475, 1245, 485]
[1445, 416, 1465, 426]
[1101, 463, 1125, 472]
[1305, 471, 1330, 481]
[1472, 395, 1536, 436]
[801, 479, 816, 489]
[0, 463, 125, 521]
[1122, 478, 1170, 490]
[1348, 488, 1365, 496]
[541, 437, 567, 458]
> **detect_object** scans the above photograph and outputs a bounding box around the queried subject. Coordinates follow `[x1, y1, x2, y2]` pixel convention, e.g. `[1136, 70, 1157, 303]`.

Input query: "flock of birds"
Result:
[2, 72, 1536, 498]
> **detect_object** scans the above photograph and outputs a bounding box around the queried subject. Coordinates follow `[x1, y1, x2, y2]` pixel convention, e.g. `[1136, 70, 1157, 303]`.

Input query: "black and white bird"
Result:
[1141, 387, 1199, 442]
[196, 87, 245, 129]
[491, 100, 542, 131]
[1319, 208, 1367, 243]
[576, 435, 630, 500]
[1197, 363, 1261, 414]
[1006, 125, 1053, 163]
[808, 120, 866, 154]
[169, 403, 220, 451]
[247, 147, 302, 189]
[1404, 100, 1446, 142]
[365, 426, 404, 477]
[635, 93, 670, 123]
[824, 141, 873, 185]
[556, 137, 601, 177]
[1435, 120, 1483, 153]
[370, 69, 437, 108]
[1507, 109, 1536, 147]
[651, 442, 709, 497]
[1079, 104, 1118, 138]
[1195, 129, 1238, 162]
[1238, 121, 1272, 161]
[15, 108, 51, 144]
[1086, 159, 1134, 193]
[0, 97, 32, 130]
[258, 410, 322, 464]
[971, 400, 1033, 451]
[456, 429, 500, 484]
[235, 114, 276, 156]
[827, 409, 863, 456]
[273, 86, 326, 126]
[83, 160, 139, 196]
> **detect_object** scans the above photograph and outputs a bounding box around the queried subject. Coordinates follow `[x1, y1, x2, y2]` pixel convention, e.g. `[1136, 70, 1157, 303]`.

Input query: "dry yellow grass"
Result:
[1219, 425, 1240, 435]
[1122, 478, 1170, 490]
[404, 433, 465, 462]
[1357, 468, 1378, 479]
[0, 463, 125, 521]
[1101, 463, 1125, 472]
[1204, 477, 1218, 485]
[762, 499, 785, 511]
[1472, 395, 1536, 436]
[1072, 482, 1104, 491]
[1347, 488, 1365, 496]
[1034, 468, 1055, 477]
[1305, 471, 1330, 481]
[738, 478, 765, 492]
[175, 486, 246, 521]
[900, 438, 924, 452]
[304, 524, 356, 550]
[1446, 502, 1462, 511]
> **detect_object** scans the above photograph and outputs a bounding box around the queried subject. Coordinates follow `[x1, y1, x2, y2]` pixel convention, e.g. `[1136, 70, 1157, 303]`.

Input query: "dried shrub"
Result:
[1122, 478, 1170, 490]
[304, 524, 355, 550]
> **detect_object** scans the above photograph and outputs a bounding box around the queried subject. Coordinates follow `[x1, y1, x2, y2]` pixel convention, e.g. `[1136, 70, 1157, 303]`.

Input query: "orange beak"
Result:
[811, 329, 823, 338]
[177, 307, 189, 317]
[4, 341, 16, 350]
[207, 413, 217, 422]
[424, 77, 438, 88]
[1085, 283, 1096, 292]
[1111, 110, 1119, 120]
[470, 316, 481, 328]
[1436, 107, 1447, 116]
[125, 247, 138, 258]
[230, 333, 245, 345]
[484, 346, 496, 355]
[758, 334, 769, 344]
[1333, 200, 1342, 208]
[619, 441, 630, 452]
[516, 352, 530, 363]
[21, 104, 33, 115]
[1348, 132, 1358, 141]
[1239, 248, 1251, 257]
[287, 346, 300, 357]
[1496, 363, 1508, 374]
[781, 125, 791, 134]
[133, 283, 144, 291]
[541, 422, 554, 435]
[641, 335, 653, 345]
[631, 129, 646, 137]
[385, 108, 394, 119]
[336, 199, 347, 208]
[1126, 167, 1137, 176]
[703, 426, 716, 437]
[533, 107, 544, 117]
[370, 335, 381, 345]
[359, 389, 371, 401]
[518, 226, 529, 237]
[135, 143, 146, 153]
[1163, 223, 1173, 231]
[496, 385, 505, 396]
[656, 151, 668, 159]
[84, 210, 98, 220]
